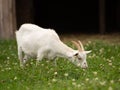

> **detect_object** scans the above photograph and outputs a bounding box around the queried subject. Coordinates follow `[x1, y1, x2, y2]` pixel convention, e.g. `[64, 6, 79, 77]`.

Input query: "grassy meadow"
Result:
[0, 39, 120, 90]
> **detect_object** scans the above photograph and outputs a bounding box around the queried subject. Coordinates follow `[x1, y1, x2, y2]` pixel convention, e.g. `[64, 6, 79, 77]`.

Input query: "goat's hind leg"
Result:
[36, 50, 44, 66]
[18, 46, 24, 67]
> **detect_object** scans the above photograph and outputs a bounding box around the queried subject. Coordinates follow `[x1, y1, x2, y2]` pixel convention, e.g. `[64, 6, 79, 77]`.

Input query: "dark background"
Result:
[16, 0, 120, 34]
[33, 0, 98, 33]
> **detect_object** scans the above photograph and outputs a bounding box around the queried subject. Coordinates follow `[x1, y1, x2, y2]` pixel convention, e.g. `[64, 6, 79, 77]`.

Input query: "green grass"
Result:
[0, 40, 120, 90]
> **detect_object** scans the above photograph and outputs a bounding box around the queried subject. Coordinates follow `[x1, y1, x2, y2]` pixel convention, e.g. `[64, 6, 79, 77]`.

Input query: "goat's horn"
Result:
[71, 41, 82, 51]
[78, 40, 84, 51]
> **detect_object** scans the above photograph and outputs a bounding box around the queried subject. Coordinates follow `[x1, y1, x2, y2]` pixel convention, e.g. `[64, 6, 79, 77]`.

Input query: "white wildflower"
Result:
[94, 77, 99, 81]
[7, 57, 10, 60]
[41, 64, 44, 66]
[100, 81, 106, 86]
[14, 76, 17, 80]
[110, 80, 114, 84]
[72, 82, 76, 86]
[85, 78, 89, 82]
[48, 82, 51, 86]
[108, 62, 112, 66]
[52, 78, 57, 82]
[77, 84, 81, 88]
[72, 79, 76, 82]
[64, 73, 69, 77]
[93, 71, 97, 75]
[108, 86, 113, 90]
[54, 72, 57, 75]
[99, 48, 104, 53]
[118, 79, 120, 82]
[46, 60, 49, 63]
[108, 60, 112, 63]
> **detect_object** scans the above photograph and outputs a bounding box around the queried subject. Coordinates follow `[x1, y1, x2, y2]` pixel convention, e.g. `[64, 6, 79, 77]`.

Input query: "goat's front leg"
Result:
[23, 54, 30, 65]
[50, 57, 58, 66]
[36, 50, 44, 66]
[54, 57, 58, 66]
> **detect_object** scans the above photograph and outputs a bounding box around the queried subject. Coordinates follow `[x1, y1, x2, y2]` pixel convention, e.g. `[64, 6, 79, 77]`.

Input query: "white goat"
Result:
[15, 23, 91, 68]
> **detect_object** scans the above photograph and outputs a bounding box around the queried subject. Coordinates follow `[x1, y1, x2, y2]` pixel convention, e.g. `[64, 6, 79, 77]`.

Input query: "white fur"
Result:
[16, 23, 91, 68]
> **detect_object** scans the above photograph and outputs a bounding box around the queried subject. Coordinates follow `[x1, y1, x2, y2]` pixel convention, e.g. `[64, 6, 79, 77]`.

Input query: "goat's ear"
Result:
[85, 50, 91, 54]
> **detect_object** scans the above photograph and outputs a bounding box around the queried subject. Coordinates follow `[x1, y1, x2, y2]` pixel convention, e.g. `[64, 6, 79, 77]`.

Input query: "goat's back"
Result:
[15, 23, 60, 51]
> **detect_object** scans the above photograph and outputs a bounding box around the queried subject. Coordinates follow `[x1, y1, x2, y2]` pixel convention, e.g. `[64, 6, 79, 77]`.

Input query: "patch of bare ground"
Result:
[60, 33, 120, 44]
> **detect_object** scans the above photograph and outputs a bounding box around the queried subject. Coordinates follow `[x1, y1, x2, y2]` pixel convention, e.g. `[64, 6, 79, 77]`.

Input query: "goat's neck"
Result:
[56, 41, 76, 59]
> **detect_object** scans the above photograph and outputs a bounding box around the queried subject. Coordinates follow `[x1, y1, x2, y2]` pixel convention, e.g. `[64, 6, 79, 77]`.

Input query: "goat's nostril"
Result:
[84, 63, 86, 65]
[83, 63, 88, 69]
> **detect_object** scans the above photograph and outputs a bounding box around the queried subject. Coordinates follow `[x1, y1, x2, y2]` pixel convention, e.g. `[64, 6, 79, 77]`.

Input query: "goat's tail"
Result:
[15, 30, 21, 45]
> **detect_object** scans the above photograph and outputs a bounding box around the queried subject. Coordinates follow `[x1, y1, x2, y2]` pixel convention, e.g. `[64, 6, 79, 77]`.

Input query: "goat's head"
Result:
[70, 41, 91, 69]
